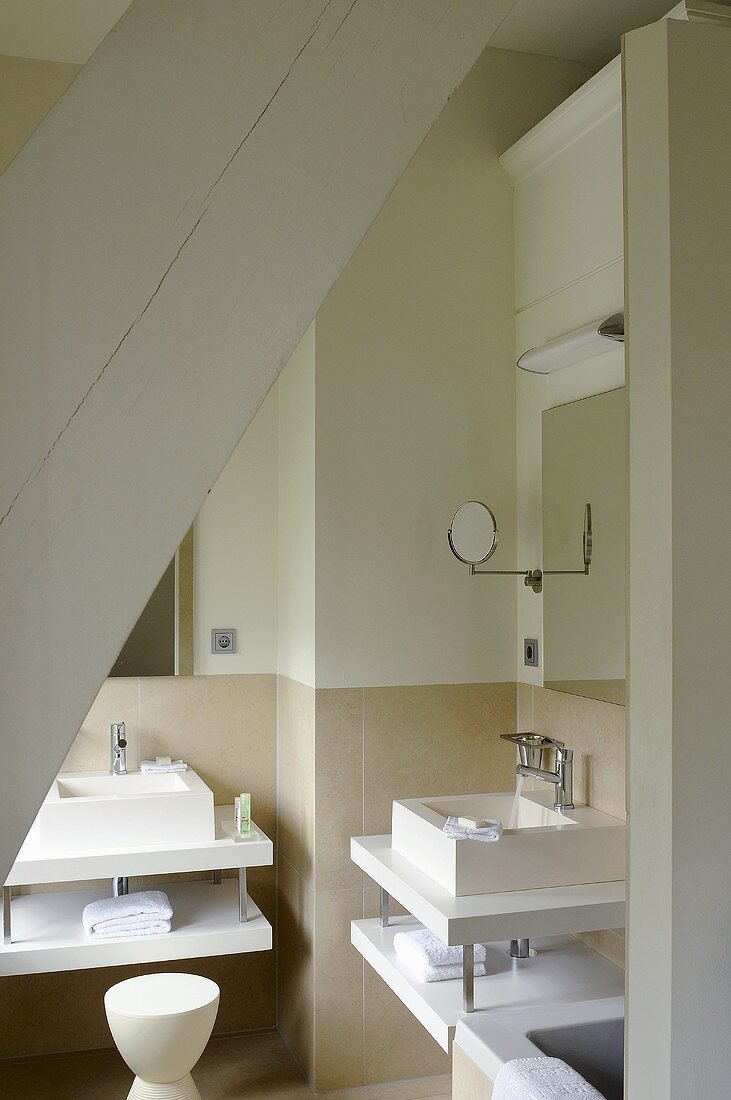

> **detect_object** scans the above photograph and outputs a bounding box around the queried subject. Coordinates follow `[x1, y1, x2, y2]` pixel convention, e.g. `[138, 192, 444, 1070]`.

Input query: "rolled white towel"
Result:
[83, 890, 173, 939]
[443, 815, 502, 842]
[394, 928, 488, 969]
[493, 1057, 605, 1100]
[140, 759, 188, 773]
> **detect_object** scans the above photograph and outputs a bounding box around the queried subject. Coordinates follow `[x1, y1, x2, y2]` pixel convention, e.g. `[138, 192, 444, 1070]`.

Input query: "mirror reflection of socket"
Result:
[523, 638, 539, 667]
[212, 629, 237, 654]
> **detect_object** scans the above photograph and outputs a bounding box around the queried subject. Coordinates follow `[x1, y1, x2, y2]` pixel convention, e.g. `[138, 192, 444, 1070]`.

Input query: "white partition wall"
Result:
[624, 17, 731, 1098]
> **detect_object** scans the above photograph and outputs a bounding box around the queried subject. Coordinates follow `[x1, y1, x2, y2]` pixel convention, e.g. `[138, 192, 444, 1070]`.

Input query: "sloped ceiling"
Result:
[0, 0, 521, 884]
[0, 0, 702, 70]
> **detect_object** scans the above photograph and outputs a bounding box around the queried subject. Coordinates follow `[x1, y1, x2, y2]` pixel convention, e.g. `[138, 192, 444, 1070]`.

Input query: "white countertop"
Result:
[454, 995, 624, 1082]
[351, 834, 625, 945]
[5, 807, 272, 886]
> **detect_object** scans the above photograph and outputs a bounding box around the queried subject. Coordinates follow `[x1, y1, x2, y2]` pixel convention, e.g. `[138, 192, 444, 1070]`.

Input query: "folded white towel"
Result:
[443, 815, 502, 842]
[394, 929, 488, 968]
[83, 890, 173, 939]
[88, 919, 172, 940]
[493, 1057, 605, 1100]
[403, 957, 488, 983]
[140, 759, 187, 773]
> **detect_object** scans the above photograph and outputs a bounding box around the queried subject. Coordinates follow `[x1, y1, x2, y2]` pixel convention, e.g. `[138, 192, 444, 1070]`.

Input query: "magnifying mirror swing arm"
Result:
[462, 504, 593, 596]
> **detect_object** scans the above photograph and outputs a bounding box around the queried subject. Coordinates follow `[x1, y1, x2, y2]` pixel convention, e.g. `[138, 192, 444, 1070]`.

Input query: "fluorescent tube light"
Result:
[517, 312, 624, 375]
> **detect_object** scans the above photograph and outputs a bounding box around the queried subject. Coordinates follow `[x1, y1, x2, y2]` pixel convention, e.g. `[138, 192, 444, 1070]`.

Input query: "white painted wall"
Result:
[278, 325, 316, 688]
[0, 54, 79, 172]
[314, 47, 591, 689]
[0, 0, 523, 884]
[501, 58, 624, 687]
[194, 385, 278, 675]
[624, 17, 731, 1098]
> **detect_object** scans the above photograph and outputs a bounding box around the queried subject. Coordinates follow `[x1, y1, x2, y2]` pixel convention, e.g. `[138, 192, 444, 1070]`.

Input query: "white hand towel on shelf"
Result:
[83, 890, 173, 939]
[403, 958, 488, 984]
[140, 759, 188, 774]
[88, 919, 172, 940]
[493, 1057, 605, 1100]
[394, 928, 488, 969]
[442, 815, 502, 842]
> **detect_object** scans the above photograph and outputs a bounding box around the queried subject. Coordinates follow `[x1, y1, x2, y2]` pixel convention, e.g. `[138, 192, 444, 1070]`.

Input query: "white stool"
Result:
[105, 973, 220, 1099]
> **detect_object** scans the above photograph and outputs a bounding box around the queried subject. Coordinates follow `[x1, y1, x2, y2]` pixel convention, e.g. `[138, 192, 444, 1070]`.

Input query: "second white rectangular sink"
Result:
[35, 769, 216, 853]
[392, 790, 625, 897]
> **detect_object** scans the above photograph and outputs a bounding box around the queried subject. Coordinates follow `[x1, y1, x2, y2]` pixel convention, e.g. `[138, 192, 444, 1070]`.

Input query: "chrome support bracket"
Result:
[462, 944, 475, 1013]
[510, 938, 530, 959]
[2, 886, 11, 946]
[213, 869, 222, 886]
[238, 867, 248, 922]
[112, 876, 129, 897]
[379, 888, 390, 928]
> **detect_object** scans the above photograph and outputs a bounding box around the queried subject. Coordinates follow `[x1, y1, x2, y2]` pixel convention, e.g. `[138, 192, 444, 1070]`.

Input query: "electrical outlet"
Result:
[211, 629, 237, 654]
[523, 638, 539, 667]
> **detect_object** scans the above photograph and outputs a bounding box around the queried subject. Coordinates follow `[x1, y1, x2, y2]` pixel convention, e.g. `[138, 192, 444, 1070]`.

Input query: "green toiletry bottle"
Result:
[235, 793, 251, 836]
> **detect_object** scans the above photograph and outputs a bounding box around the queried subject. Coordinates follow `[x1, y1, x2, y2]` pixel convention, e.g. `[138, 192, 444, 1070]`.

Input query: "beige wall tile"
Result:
[364, 684, 516, 835]
[533, 687, 625, 818]
[315, 688, 364, 890]
[278, 675, 315, 885]
[278, 855, 315, 1086]
[314, 886, 364, 1091]
[0, 964, 137, 1059]
[61, 678, 139, 772]
[361, 886, 449, 1084]
[452, 1042, 494, 1099]
[363, 965, 450, 1084]
[140, 948, 275, 1033]
[575, 929, 625, 970]
[516, 682, 534, 732]
[139, 674, 276, 838]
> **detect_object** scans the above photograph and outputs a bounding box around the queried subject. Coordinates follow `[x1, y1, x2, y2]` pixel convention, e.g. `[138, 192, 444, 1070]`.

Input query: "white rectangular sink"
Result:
[392, 790, 625, 896]
[35, 770, 215, 853]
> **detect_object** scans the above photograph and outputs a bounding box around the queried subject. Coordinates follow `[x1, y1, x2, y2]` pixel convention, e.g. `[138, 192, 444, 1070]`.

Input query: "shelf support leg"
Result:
[238, 867, 248, 922]
[379, 887, 390, 928]
[510, 938, 530, 959]
[462, 944, 475, 1013]
[213, 870, 222, 885]
[2, 886, 11, 945]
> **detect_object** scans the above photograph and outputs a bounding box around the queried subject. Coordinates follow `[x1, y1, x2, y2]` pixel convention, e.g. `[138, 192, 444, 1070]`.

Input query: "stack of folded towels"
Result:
[140, 757, 188, 774]
[493, 1057, 605, 1099]
[82, 890, 173, 940]
[393, 928, 489, 983]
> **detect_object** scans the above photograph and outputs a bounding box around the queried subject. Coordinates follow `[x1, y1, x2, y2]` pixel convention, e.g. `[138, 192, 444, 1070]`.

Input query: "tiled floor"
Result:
[0, 1028, 452, 1100]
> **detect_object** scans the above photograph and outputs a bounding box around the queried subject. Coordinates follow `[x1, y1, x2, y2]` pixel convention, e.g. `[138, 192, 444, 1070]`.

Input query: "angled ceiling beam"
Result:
[0, 0, 517, 882]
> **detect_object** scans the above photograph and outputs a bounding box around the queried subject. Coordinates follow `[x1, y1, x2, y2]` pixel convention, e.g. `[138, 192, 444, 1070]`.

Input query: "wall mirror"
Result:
[109, 527, 194, 677]
[542, 388, 625, 705]
[448, 501, 498, 564]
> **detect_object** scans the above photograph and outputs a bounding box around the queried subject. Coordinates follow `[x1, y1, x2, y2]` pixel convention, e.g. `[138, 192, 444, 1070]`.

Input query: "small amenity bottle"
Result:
[235, 793, 251, 836]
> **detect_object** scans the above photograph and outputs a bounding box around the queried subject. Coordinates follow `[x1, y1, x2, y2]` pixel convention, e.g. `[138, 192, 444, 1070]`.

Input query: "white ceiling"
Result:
[0, 0, 132, 64]
[491, 0, 684, 69]
[0, 1, 728, 70]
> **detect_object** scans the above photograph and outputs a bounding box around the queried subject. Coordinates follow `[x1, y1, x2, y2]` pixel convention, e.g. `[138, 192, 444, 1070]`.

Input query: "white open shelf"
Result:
[351, 916, 625, 1052]
[351, 834, 625, 945]
[0, 879, 271, 976]
[6, 808, 272, 886]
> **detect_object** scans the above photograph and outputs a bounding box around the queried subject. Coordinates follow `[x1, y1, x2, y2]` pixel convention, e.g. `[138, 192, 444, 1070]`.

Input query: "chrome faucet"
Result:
[110, 722, 128, 776]
[500, 733, 574, 813]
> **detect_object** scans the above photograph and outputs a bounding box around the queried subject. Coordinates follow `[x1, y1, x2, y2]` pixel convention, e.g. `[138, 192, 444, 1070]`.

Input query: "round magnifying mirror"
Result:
[448, 501, 498, 565]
